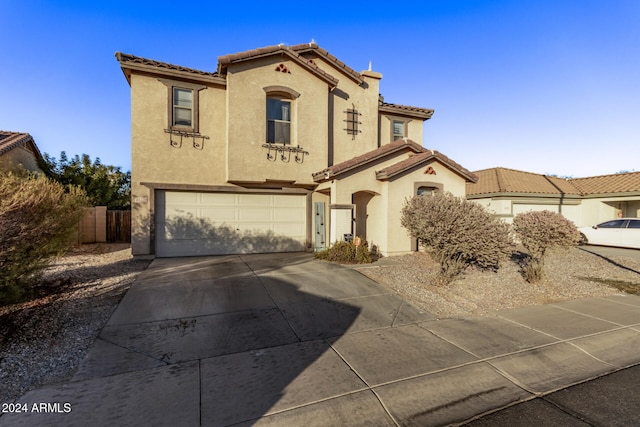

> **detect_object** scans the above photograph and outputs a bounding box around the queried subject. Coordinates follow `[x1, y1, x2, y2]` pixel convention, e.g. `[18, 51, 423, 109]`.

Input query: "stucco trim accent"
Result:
[263, 85, 301, 99]
[329, 204, 355, 210]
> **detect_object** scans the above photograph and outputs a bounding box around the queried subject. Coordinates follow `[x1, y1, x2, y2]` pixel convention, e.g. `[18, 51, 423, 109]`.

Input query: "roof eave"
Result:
[312, 140, 425, 182]
[115, 52, 226, 86]
[291, 44, 364, 85]
[379, 104, 434, 120]
[218, 47, 339, 88]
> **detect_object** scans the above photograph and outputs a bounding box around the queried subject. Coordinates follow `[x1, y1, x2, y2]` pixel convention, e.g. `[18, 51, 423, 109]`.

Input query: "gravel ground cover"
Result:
[0, 244, 151, 404]
[356, 247, 640, 319]
[1, 244, 639, 406]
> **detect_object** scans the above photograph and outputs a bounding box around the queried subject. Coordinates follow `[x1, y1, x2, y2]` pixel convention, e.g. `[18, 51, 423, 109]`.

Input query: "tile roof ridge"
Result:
[289, 43, 364, 84]
[378, 101, 434, 119]
[569, 170, 640, 181]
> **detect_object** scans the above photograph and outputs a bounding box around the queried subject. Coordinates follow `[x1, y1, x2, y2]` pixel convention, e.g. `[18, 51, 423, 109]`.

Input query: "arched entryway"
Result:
[352, 191, 376, 242]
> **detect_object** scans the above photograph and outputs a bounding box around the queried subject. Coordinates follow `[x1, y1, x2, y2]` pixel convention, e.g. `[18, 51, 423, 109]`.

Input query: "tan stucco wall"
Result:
[0, 146, 41, 172]
[383, 162, 467, 255]
[325, 157, 469, 256]
[129, 73, 227, 255]
[329, 68, 381, 165]
[225, 57, 329, 184]
[379, 116, 425, 146]
[469, 194, 640, 228]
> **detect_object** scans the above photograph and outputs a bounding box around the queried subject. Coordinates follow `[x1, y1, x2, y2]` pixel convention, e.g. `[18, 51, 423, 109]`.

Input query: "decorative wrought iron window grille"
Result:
[344, 105, 361, 139]
[262, 143, 309, 163]
[164, 128, 209, 150]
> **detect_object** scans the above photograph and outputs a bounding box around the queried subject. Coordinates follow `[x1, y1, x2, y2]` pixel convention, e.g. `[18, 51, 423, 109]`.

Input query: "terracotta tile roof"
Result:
[376, 149, 477, 182]
[313, 139, 476, 183]
[290, 43, 364, 85]
[0, 130, 36, 156]
[378, 102, 434, 120]
[217, 43, 339, 87]
[468, 167, 640, 197]
[313, 139, 423, 181]
[570, 172, 640, 195]
[115, 52, 224, 85]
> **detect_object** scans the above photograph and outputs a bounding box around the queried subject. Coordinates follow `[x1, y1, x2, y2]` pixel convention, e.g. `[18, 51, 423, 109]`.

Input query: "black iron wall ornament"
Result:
[165, 129, 209, 150]
[262, 143, 309, 163]
[344, 103, 361, 140]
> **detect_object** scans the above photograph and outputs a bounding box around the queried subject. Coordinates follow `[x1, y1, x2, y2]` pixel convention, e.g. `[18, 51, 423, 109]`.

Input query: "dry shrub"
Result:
[513, 210, 581, 283]
[401, 192, 513, 285]
[0, 169, 89, 304]
[315, 239, 372, 264]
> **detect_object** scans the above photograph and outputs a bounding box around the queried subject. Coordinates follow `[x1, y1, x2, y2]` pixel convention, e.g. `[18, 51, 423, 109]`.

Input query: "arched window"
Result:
[264, 86, 299, 145]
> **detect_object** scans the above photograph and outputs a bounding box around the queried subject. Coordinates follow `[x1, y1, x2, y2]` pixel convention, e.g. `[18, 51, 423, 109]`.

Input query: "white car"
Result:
[578, 218, 640, 249]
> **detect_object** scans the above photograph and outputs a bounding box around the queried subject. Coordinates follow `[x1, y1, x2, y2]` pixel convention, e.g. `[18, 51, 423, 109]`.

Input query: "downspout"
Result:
[328, 88, 334, 166]
[543, 175, 565, 214]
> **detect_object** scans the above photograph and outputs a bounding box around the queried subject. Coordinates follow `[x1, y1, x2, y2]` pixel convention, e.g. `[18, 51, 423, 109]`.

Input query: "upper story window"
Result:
[159, 78, 206, 133]
[172, 88, 193, 127]
[267, 97, 291, 145]
[392, 119, 406, 141]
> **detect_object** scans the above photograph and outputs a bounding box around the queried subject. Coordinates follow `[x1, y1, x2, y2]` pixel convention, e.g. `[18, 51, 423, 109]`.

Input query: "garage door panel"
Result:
[165, 191, 199, 205]
[239, 208, 272, 222]
[238, 193, 271, 206]
[201, 207, 238, 222]
[156, 191, 306, 257]
[201, 192, 237, 205]
[273, 222, 305, 235]
[273, 207, 305, 221]
[274, 194, 306, 207]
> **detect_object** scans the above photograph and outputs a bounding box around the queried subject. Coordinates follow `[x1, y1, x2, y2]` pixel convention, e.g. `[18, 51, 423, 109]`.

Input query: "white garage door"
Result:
[156, 191, 307, 257]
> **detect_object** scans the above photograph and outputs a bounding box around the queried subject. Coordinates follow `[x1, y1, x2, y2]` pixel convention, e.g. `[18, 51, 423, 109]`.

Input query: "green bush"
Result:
[401, 192, 513, 285]
[315, 239, 372, 264]
[0, 169, 89, 305]
[513, 210, 581, 283]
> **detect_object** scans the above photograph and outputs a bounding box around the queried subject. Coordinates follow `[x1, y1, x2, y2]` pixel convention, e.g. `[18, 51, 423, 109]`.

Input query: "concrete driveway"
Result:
[580, 244, 640, 262]
[3, 252, 640, 426]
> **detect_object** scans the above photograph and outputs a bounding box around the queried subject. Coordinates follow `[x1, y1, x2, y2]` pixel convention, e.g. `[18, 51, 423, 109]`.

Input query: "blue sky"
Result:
[2, 0, 639, 177]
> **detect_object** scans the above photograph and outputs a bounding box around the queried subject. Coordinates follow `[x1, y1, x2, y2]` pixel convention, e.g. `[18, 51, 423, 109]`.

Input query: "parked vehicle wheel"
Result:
[579, 233, 588, 245]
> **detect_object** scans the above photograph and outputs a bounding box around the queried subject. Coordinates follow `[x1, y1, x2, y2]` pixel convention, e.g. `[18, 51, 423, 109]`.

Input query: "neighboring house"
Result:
[467, 167, 640, 226]
[116, 42, 476, 257]
[0, 131, 44, 173]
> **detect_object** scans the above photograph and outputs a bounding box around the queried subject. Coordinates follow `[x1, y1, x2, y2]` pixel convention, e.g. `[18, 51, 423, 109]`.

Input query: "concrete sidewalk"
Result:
[2, 252, 640, 426]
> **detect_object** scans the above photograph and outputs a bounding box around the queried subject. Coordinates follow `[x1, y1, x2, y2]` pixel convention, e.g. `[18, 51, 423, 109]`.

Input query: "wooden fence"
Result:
[107, 210, 131, 243]
[79, 207, 131, 243]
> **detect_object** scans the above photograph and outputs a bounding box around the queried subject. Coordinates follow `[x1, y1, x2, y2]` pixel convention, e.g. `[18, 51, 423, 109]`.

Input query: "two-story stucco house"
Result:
[116, 42, 477, 257]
